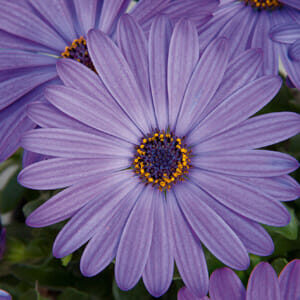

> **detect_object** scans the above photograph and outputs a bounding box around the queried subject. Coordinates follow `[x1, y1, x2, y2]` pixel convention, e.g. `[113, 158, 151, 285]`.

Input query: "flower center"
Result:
[61, 37, 96, 72]
[241, 0, 283, 10]
[133, 131, 192, 191]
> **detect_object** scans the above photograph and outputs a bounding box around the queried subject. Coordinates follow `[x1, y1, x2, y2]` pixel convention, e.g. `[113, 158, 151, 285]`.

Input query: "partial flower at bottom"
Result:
[178, 259, 300, 300]
[18, 15, 300, 298]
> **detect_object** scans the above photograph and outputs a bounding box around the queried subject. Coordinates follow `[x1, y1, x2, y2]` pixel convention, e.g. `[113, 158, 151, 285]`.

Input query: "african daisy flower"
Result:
[178, 259, 300, 299]
[0, 0, 218, 163]
[197, 0, 300, 89]
[18, 15, 300, 297]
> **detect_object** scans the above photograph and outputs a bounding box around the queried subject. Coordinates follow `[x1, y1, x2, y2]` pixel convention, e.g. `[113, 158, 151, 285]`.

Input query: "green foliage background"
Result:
[0, 80, 299, 299]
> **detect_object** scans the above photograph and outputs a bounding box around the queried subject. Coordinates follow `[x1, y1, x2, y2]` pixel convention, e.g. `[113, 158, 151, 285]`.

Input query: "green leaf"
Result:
[112, 280, 152, 300]
[23, 199, 45, 218]
[0, 168, 25, 213]
[271, 258, 288, 275]
[61, 254, 72, 267]
[58, 288, 91, 300]
[265, 206, 298, 240]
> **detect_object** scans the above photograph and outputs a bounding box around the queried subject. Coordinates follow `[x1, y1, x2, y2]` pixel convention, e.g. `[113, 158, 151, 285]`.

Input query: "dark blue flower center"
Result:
[61, 37, 96, 72]
[241, 0, 283, 10]
[133, 131, 192, 191]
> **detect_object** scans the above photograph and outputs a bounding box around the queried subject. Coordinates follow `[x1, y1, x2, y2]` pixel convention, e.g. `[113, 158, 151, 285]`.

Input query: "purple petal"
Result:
[27, 102, 101, 135]
[176, 37, 229, 136]
[194, 112, 300, 153]
[251, 12, 278, 75]
[0, 50, 57, 71]
[98, 0, 131, 35]
[80, 183, 144, 277]
[280, 0, 300, 9]
[289, 39, 300, 61]
[115, 186, 156, 291]
[270, 23, 300, 44]
[22, 150, 46, 168]
[25, 172, 131, 228]
[53, 172, 138, 258]
[56, 59, 117, 102]
[198, 3, 243, 51]
[73, 0, 99, 35]
[188, 76, 282, 145]
[117, 15, 156, 127]
[188, 177, 274, 256]
[193, 150, 299, 177]
[0, 289, 11, 300]
[129, 0, 170, 33]
[0, 111, 35, 163]
[217, 6, 256, 59]
[29, 0, 77, 42]
[87, 29, 152, 134]
[21, 128, 131, 158]
[209, 268, 245, 300]
[0, 80, 51, 162]
[168, 19, 199, 130]
[45, 85, 140, 144]
[168, 191, 208, 298]
[279, 259, 300, 300]
[241, 175, 300, 202]
[278, 40, 300, 89]
[204, 49, 263, 116]
[0, 66, 57, 110]
[246, 262, 281, 300]
[178, 287, 208, 300]
[160, 0, 217, 32]
[0, 2, 66, 51]
[18, 157, 129, 190]
[175, 182, 249, 270]
[143, 192, 174, 297]
[148, 15, 172, 131]
[191, 169, 290, 226]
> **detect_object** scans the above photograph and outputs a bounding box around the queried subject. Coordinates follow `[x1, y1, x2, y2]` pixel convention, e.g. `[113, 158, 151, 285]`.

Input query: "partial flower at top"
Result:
[0, 0, 218, 163]
[196, 0, 300, 89]
[178, 259, 300, 300]
[18, 15, 300, 298]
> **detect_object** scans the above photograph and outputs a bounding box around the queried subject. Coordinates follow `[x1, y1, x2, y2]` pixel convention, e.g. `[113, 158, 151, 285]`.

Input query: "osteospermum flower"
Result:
[0, 0, 218, 163]
[197, 0, 300, 89]
[178, 259, 300, 299]
[18, 15, 300, 297]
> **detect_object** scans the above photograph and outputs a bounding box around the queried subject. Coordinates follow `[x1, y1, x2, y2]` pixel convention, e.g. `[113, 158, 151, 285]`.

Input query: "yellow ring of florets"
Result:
[242, 0, 282, 9]
[133, 131, 192, 192]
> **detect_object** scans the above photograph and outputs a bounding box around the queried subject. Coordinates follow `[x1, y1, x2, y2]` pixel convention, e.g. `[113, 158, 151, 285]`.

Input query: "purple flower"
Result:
[18, 15, 300, 297]
[197, 0, 300, 89]
[178, 259, 300, 299]
[0, 0, 217, 163]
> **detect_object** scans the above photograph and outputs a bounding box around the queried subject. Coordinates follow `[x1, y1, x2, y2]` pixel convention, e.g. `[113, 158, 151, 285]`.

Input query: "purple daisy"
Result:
[18, 15, 300, 297]
[178, 259, 300, 299]
[0, 0, 218, 163]
[197, 0, 300, 89]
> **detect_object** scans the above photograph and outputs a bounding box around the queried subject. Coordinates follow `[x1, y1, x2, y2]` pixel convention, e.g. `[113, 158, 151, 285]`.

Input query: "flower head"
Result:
[197, 0, 300, 89]
[0, 0, 217, 163]
[178, 259, 300, 299]
[18, 15, 300, 297]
